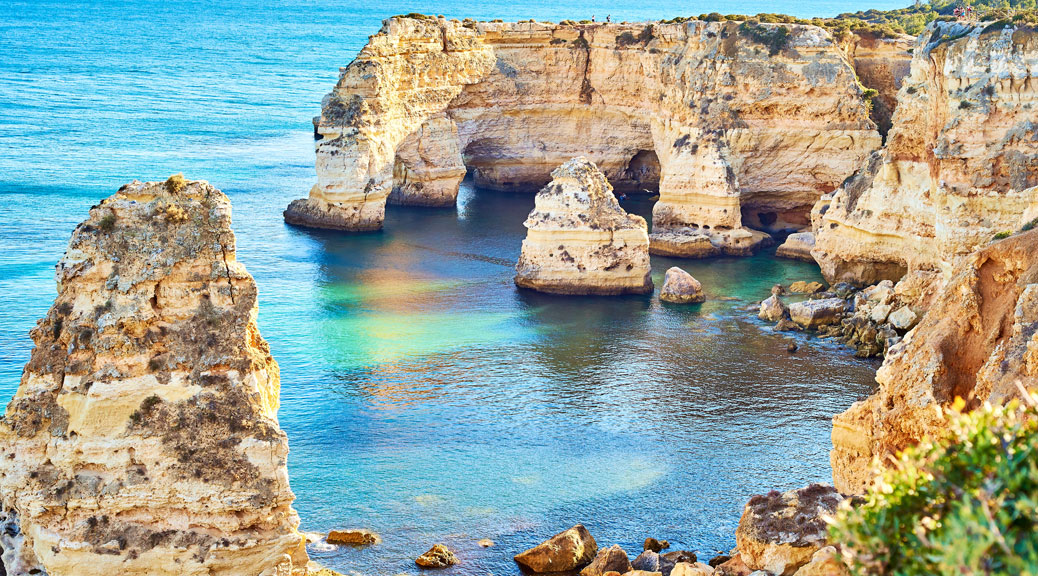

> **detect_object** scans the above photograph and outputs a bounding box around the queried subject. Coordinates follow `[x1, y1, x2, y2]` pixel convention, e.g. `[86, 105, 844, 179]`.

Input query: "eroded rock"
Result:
[735, 485, 844, 576]
[789, 298, 847, 329]
[514, 524, 599, 573]
[515, 158, 652, 295]
[660, 267, 705, 303]
[0, 178, 307, 575]
[416, 544, 459, 569]
[582, 544, 633, 576]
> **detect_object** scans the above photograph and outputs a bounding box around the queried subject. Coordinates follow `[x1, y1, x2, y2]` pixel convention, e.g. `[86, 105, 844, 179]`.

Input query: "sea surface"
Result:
[0, 0, 898, 574]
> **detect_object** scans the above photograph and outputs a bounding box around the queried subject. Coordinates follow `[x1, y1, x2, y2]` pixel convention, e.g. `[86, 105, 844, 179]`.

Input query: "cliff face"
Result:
[839, 32, 914, 136]
[291, 16, 881, 255]
[515, 157, 652, 294]
[813, 23, 1038, 285]
[831, 228, 1038, 494]
[0, 179, 307, 575]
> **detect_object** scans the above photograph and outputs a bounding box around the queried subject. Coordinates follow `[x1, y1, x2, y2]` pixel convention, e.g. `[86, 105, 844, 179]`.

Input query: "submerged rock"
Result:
[514, 524, 599, 573]
[582, 544, 633, 576]
[416, 544, 459, 569]
[788, 281, 825, 294]
[515, 158, 653, 295]
[327, 529, 381, 546]
[735, 484, 844, 576]
[0, 178, 308, 575]
[660, 267, 706, 303]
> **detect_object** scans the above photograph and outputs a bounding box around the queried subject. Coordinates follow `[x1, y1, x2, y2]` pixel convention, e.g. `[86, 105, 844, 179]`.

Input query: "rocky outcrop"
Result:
[813, 22, 1038, 285]
[838, 32, 914, 136]
[734, 484, 845, 576]
[0, 178, 307, 575]
[831, 229, 1038, 493]
[415, 544, 459, 568]
[514, 157, 652, 295]
[789, 298, 847, 329]
[285, 17, 495, 230]
[514, 524, 599, 573]
[293, 16, 881, 246]
[775, 232, 816, 261]
[660, 267, 705, 303]
[581, 544, 633, 576]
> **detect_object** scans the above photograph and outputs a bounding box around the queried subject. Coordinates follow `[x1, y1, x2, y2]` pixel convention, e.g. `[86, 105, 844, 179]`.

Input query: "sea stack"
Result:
[0, 178, 308, 575]
[515, 157, 652, 295]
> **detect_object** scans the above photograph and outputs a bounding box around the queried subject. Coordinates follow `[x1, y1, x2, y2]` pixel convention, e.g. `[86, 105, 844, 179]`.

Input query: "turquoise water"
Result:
[0, 1, 893, 574]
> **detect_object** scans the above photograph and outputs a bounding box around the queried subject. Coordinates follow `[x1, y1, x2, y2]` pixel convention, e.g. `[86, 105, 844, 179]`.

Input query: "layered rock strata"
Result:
[813, 22, 1038, 285]
[838, 32, 914, 136]
[0, 179, 308, 575]
[292, 16, 882, 252]
[515, 158, 652, 295]
[831, 229, 1038, 494]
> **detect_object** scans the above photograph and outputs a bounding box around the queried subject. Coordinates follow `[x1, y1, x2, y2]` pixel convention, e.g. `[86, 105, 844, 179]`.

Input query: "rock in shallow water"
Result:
[758, 294, 789, 322]
[789, 298, 847, 329]
[776, 232, 816, 262]
[327, 529, 380, 546]
[416, 544, 459, 569]
[581, 544, 633, 576]
[514, 524, 599, 573]
[660, 267, 706, 303]
[515, 157, 652, 296]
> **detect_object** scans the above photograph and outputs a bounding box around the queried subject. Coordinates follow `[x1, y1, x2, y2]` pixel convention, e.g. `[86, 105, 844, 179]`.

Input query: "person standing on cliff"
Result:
[606, 15, 611, 22]
[591, 15, 596, 22]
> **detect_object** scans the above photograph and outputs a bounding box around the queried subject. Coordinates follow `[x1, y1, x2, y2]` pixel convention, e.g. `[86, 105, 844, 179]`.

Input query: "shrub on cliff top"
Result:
[165, 173, 187, 194]
[830, 393, 1038, 575]
[739, 19, 792, 56]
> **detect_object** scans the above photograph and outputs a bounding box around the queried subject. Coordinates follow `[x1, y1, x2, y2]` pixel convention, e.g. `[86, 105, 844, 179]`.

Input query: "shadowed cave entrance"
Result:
[613, 150, 661, 194]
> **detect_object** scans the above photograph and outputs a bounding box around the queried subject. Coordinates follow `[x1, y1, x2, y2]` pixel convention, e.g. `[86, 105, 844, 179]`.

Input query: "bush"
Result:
[165, 173, 187, 194]
[739, 20, 791, 56]
[830, 394, 1038, 575]
[994, 230, 1012, 239]
[98, 213, 117, 232]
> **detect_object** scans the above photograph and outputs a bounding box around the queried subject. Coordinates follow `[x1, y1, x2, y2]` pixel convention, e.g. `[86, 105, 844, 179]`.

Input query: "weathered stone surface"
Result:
[789, 298, 847, 329]
[791, 546, 849, 576]
[788, 281, 825, 294]
[514, 524, 599, 573]
[886, 306, 918, 331]
[671, 562, 715, 576]
[632, 550, 676, 576]
[759, 294, 789, 322]
[660, 267, 705, 303]
[0, 178, 307, 576]
[813, 22, 1038, 285]
[713, 554, 752, 576]
[298, 17, 880, 234]
[582, 544, 633, 576]
[515, 158, 652, 295]
[735, 485, 844, 576]
[838, 32, 914, 136]
[832, 229, 1038, 493]
[416, 544, 459, 569]
[327, 529, 380, 546]
[776, 232, 817, 262]
[649, 230, 721, 258]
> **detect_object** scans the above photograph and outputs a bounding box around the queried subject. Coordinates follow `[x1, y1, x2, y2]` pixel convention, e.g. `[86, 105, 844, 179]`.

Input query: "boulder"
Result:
[887, 306, 918, 331]
[416, 544, 459, 569]
[791, 546, 849, 576]
[713, 554, 752, 576]
[788, 281, 825, 294]
[644, 538, 670, 552]
[515, 158, 653, 295]
[789, 298, 847, 329]
[649, 230, 722, 258]
[671, 562, 715, 576]
[707, 556, 731, 568]
[735, 484, 844, 576]
[327, 529, 380, 546]
[759, 294, 789, 322]
[582, 545, 633, 576]
[514, 524, 598, 573]
[869, 303, 892, 324]
[632, 550, 677, 576]
[623, 571, 664, 576]
[774, 317, 802, 332]
[660, 268, 706, 303]
[776, 232, 816, 261]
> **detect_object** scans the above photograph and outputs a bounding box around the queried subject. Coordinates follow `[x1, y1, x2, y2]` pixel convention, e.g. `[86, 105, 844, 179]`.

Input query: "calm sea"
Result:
[0, 0, 897, 573]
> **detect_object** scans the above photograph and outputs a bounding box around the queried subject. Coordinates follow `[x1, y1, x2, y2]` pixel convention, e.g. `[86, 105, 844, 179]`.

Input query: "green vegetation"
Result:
[165, 173, 187, 194]
[994, 230, 1013, 239]
[830, 394, 1038, 575]
[98, 213, 116, 232]
[739, 19, 792, 55]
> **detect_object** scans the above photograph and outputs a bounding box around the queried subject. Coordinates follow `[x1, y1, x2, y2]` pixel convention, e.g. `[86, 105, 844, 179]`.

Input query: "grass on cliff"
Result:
[829, 393, 1038, 575]
[658, 0, 1038, 38]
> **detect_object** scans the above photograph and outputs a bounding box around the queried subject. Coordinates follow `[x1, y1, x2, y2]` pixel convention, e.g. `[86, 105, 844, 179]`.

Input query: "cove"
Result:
[277, 181, 879, 575]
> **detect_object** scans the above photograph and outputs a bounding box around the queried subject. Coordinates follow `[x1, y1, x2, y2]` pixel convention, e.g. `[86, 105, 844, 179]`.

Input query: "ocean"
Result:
[0, 0, 900, 573]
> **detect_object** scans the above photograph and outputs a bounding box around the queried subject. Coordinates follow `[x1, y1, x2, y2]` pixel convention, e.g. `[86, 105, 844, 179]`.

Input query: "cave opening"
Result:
[613, 150, 661, 194]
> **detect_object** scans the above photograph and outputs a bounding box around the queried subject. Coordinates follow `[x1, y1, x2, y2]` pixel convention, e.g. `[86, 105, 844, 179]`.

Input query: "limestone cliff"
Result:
[290, 16, 881, 255]
[515, 157, 652, 294]
[0, 179, 308, 575]
[838, 32, 914, 136]
[831, 228, 1038, 494]
[813, 22, 1038, 285]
